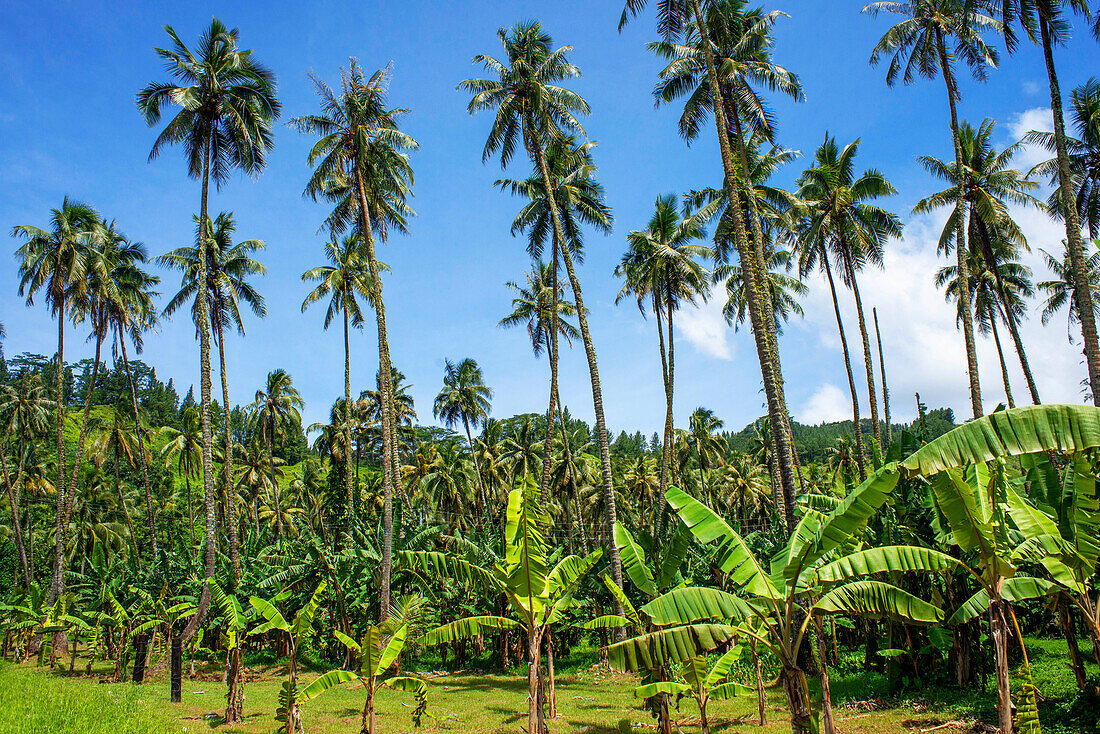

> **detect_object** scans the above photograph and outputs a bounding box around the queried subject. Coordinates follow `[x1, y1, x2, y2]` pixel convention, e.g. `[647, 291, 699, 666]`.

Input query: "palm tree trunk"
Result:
[47, 304, 68, 605]
[654, 295, 672, 535]
[353, 158, 396, 623]
[845, 261, 882, 457]
[185, 473, 194, 545]
[823, 254, 867, 481]
[343, 302, 355, 530]
[65, 332, 104, 522]
[690, 0, 798, 533]
[120, 336, 158, 562]
[873, 308, 892, 446]
[0, 448, 30, 589]
[1040, 17, 1100, 405]
[180, 131, 217, 646]
[936, 30, 983, 419]
[114, 446, 137, 555]
[531, 138, 625, 620]
[988, 305, 1015, 408]
[662, 287, 676, 535]
[267, 429, 280, 539]
[539, 237, 562, 508]
[217, 331, 240, 585]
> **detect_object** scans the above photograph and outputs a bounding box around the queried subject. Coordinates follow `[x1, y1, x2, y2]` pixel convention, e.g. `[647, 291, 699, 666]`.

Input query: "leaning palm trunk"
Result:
[654, 294, 673, 535]
[47, 306, 68, 606]
[988, 304, 1015, 408]
[342, 301, 354, 531]
[216, 332, 240, 584]
[353, 160, 396, 622]
[180, 130, 218, 646]
[823, 254, 867, 481]
[691, 0, 798, 533]
[936, 29, 983, 419]
[874, 308, 892, 445]
[538, 236, 562, 509]
[845, 260, 882, 456]
[532, 141, 626, 615]
[65, 333, 105, 523]
[1039, 16, 1100, 405]
[120, 335, 158, 562]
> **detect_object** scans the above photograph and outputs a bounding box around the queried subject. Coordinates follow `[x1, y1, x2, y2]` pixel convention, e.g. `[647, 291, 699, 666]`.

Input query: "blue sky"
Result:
[3, 1, 1099, 436]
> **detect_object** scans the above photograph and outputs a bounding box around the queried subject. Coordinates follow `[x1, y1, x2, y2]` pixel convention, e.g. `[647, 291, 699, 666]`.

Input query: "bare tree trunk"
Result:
[66, 333, 104, 522]
[989, 306, 1015, 408]
[874, 308, 892, 446]
[217, 333, 240, 585]
[937, 30, 983, 419]
[846, 264, 882, 457]
[47, 306, 68, 606]
[823, 254, 867, 481]
[120, 335, 158, 562]
[343, 302, 355, 532]
[1040, 16, 1100, 405]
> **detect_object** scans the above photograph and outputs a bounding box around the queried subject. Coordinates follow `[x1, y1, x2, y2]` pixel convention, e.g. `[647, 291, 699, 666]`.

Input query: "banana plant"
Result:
[400, 479, 601, 734]
[249, 582, 327, 734]
[209, 580, 252, 724]
[37, 593, 90, 669]
[300, 624, 429, 734]
[130, 588, 197, 670]
[652, 466, 947, 734]
[634, 645, 753, 734]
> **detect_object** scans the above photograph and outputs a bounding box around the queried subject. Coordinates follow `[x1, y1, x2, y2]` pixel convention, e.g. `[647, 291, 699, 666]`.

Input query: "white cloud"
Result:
[678, 297, 734, 360]
[799, 383, 851, 424]
[1023, 80, 1041, 95]
[1007, 107, 1054, 172]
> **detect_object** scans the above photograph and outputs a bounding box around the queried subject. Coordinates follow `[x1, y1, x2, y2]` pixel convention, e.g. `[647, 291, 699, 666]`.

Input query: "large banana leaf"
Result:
[375, 625, 407, 676]
[781, 465, 900, 587]
[666, 487, 778, 599]
[705, 645, 742, 687]
[420, 616, 518, 646]
[711, 681, 754, 700]
[614, 523, 657, 597]
[396, 551, 500, 592]
[300, 669, 358, 703]
[547, 548, 603, 605]
[334, 628, 362, 655]
[901, 404, 1100, 477]
[931, 469, 1001, 573]
[813, 580, 943, 625]
[293, 582, 327, 640]
[634, 681, 689, 699]
[209, 580, 248, 632]
[816, 546, 956, 583]
[602, 574, 641, 626]
[641, 587, 752, 626]
[656, 524, 694, 590]
[947, 577, 1056, 625]
[504, 484, 549, 618]
[579, 615, 634, 630]
[248, 596, 290, 635]
[607, 623, 737, 672]
[360, 626, 382, 676]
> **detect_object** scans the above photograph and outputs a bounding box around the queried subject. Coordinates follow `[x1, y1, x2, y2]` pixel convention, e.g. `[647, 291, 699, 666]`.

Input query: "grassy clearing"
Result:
[1, 635, 1095, 734]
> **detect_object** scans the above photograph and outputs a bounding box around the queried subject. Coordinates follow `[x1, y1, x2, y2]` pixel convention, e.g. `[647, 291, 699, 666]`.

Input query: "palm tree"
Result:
[936, 239, 1035, 407]
[89, 410, 148, 550]
[865, 0, 1001, 420]
[294, 61, 417, 621]
[496, 135, 612, 505]
[615, 194, 710, 526]
[159, 212, 267, 583]
[160, 406, 202, 544]
[622, 0, 803, 531]
[461, 21, 627, 602]
[102, 228, 161, 563]
[913, 118, 1045, 403]
[715, 243, 805, 333]
[302, 234, 375, 527]
[998, 1, 1100, 405]
[433, 359, 493, 508]
[1029, 78, 1100, 238]
[1038, 239, 1100, 345]
[687, 408, 725, 503]
[792, 135, 901, 458]
[249, 370, 304, 539]
[138, 18, 278, 636]
[12, 197, 102, 603]
[499, 261, 581, 357]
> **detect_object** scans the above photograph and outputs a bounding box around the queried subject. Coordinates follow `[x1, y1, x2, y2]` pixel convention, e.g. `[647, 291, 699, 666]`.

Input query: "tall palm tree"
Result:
[101, 228, 161, 563]
[715, 244, 805, 333]
[792, 135, 901, 458]
[500, 261, 581, 357]
[865, 0, 1001, 420]
[615, 194, 710, 526]
[461, 22, 627, 610]
[159, 212, 267, 583]
[433, 358, 493, 503]
[294, 60, 416, 621]
[1038, 239, 1100, 344]
[998, 1, 1100, 405]
[913, 118, 1045, 403]
[496, 135, 612, 507]
[160, 406, 202, 544]
[248, 369, 304, 540]
[1029, 78, 1100, 238]
[687, 407, 725, 503]
[622, 0, 803, 531]
[138, 18, 278, 634]
[302, 233, 374, 527]
[936, 239, 1034, 407]
[13, 197, 102, 603]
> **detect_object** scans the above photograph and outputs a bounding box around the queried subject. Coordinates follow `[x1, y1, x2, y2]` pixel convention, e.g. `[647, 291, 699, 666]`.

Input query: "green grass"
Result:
[1, 634, 1095, 734]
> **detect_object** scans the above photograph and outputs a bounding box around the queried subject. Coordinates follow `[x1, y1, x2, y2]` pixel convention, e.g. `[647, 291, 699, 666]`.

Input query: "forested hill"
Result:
[724, 406, 957, 465]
